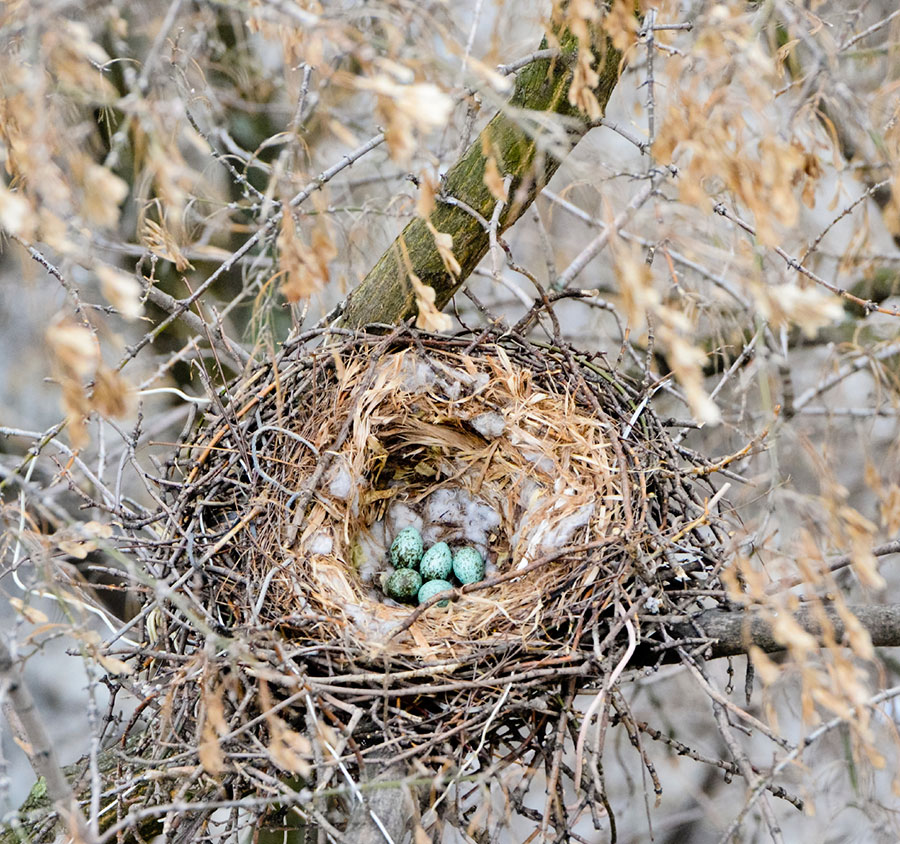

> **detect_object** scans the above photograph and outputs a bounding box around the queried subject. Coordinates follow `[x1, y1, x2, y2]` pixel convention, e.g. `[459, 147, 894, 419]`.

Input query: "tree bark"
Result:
[687, 603, 900, 660]
[343, 761, 417, 844]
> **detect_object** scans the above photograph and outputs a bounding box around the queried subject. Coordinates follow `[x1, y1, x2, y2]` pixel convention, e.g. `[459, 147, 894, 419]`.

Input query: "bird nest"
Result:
[126, 326, 732, 839]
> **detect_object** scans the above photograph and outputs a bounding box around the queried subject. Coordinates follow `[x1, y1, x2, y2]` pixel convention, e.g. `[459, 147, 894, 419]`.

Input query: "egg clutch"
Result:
[383, 526, 486, 605]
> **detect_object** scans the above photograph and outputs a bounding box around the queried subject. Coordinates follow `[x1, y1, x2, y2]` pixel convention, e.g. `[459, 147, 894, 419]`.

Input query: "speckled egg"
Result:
[419, 542, 452, 581]
[390, 526, 424, 569]
[453, 546, 485, 584]
[418, 579, 453, 607]
[385, 568, 423, 602]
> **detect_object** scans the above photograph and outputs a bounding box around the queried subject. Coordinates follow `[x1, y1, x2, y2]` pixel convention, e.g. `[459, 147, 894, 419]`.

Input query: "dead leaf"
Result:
[46, 319, 97, 376]
[198, 728, 224, 775]
[278, 212, 336, 301]
[81, 162, 129, 229]
[602, 0, 639, 52]
[95, 652, 134, 676]
[0, 184, 34, 237]
[409, 273, 452, 333]
[483, 155, 507, 202]
[84, 521, 113, 539]
[61, 379, 91, 447]
[268, 721, 313, 777]
[97, 264, 143, 321]
[8, 598, 49, 625]
[358, 74, 452, 164]
[416, 172, 438, 218]
[91, 365, 133, 418]
[426, 222, 461, 277]
[199, 678, 228, 774]
[141, 218, 194, 272]
[58, 537, 97, 559]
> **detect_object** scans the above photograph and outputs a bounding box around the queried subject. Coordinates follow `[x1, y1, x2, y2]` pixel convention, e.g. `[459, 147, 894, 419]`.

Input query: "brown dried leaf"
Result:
[61, 379, 91, 448]
[841, 506, 885, 589]
[278, 213, 337, 302]
[200, 681, 227, 774]
[46, 320, 97, 376]
[141, 219, 194, 272]
[91, 365, 133, 419]
[198, 726, 224, 775]
[483, 155, 507, 202]
[58, 537, 97, 559]
[880, 484, 900, 535]
[81, 162, 129, 229]
[8, 598, 49, 625]
[84, 520, 113, 539]
[752, 282, 842, 338]
[603, 0, 640, 52]
[44, 21, 116, 100]
[612, 239, 657, 329]
[834, 602, 874, 661]
[360, 75, 452, 164]
[864, 743, 886, 770]
[97, 264, 143, 321]
[409, 272, 452, 333]
[95, 652, 134, 676]
[426, 222, 461, 278]
[267, 721, 313, 777]
[568, 50, 601, 119]
[56, 520, 114, 559]
[0, 184, 34, 237]
[38, 209, 76, 256]
[771, 610, 819, 656]
[75, 630, 135, 676]
[659, 328, 721, 424]
[416, 172, 437, 219]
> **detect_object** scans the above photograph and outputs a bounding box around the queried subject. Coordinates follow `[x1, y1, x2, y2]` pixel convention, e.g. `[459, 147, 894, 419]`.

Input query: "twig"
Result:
[121, 132, 386, 366]
[556, 171, 668, 289]
[573, 602, 638, 790]
[716, 683, 900, 844]
[712, 201, 900, 318]
[0, 637, 94, 843]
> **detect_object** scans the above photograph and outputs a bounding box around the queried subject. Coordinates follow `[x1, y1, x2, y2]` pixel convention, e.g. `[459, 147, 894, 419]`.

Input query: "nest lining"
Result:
[280, 345, 630, 653]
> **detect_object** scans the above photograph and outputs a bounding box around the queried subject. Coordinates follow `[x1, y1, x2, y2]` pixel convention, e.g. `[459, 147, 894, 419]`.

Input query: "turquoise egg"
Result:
[418, 579, 453, 607]
[452, 546, 485, 584]
[385, 568, 423, 602]
[390, 526, 424, 569]
[419, 542, 452, 581]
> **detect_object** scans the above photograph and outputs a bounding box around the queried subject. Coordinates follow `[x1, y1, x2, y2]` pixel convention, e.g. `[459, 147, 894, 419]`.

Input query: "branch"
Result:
[7, 603, 900, 843]
[337, 26, 622, 328]
[343, 760, 417, 844]
[0, 638, 93, 843]
[680, 603, 900, 660]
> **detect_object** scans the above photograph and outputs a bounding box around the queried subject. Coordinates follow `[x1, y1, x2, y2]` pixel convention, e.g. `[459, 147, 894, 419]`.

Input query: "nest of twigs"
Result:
[125, 326, 732, 838]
